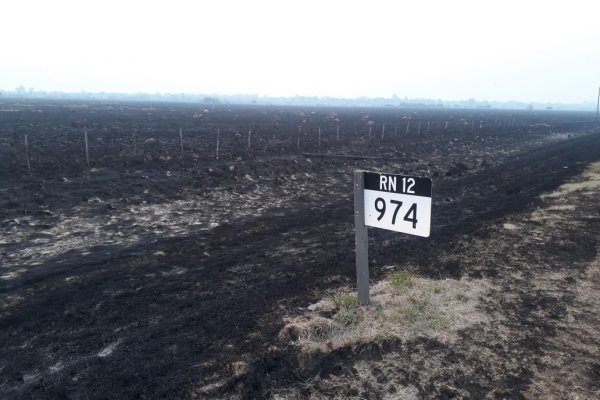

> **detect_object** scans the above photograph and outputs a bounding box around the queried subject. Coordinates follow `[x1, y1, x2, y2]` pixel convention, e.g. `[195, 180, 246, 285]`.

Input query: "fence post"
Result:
[24, 134, 31, 174]
[132, 129, 137, 155]
[84, 131, 89, 168]
[216, 128, 220, 160]
[318, 126, 321, 151]
[179, 127, 184, 158]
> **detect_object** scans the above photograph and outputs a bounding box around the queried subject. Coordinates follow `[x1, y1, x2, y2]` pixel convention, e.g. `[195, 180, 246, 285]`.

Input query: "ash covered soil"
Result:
[0, 101, 599, 399]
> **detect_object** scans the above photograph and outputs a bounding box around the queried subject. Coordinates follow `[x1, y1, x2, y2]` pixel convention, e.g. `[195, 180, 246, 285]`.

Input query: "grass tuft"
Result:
[332, 294, 360, 325]
[332, 294, 358, 309]
[455, 293, 469, 303]
[399, 297, 445, 333]
[389, 270, 415, 291]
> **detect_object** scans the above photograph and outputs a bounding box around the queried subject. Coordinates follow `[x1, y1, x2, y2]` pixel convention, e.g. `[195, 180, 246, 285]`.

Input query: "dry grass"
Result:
[279, 274, 491, 351]
[542, 161, 600, 198]
[522, 160, 600, 398]
[276, 158, 600, 399]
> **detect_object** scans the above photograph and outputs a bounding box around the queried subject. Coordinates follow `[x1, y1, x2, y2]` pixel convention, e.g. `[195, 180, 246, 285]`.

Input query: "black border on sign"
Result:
[364, 172, 432, 197]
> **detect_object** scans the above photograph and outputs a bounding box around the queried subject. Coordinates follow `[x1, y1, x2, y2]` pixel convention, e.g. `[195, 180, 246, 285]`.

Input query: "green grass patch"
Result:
[399, 297, 445, 333]
[389, 270, 415, 291]
[432, 283, 444, 294]
[332, 294, 358, 309]
[332, 294, 360, 325]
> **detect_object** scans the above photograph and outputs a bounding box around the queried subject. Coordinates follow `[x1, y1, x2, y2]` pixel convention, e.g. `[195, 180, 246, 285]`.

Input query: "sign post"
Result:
[354, 171, 370, 304]
[354, 171, 432, 304]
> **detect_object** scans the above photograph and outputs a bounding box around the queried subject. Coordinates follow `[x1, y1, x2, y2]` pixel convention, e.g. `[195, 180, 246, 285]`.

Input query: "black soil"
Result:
[1, 100, 599, 399]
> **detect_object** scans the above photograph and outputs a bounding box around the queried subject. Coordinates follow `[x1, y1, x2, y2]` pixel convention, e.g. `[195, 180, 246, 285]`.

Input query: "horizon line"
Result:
[0, 88, 596, 107]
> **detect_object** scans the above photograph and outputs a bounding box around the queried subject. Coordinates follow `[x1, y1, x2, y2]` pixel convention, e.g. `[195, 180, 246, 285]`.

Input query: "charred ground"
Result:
[0, 101, 599, 399]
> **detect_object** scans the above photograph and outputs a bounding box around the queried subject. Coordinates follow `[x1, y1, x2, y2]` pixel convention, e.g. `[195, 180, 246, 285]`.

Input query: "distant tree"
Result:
[203, 97, 220, 104]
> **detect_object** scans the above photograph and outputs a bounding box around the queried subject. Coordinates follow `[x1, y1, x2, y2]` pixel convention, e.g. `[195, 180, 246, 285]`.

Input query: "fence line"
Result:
[11, 117, 572, 177]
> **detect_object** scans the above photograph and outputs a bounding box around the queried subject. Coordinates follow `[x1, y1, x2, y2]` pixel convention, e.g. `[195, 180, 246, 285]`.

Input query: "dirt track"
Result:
[1, 101, 599, 399]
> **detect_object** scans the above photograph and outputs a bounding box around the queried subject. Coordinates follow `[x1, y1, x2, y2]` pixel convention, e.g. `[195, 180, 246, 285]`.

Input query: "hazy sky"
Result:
[2, 0, 599, 103]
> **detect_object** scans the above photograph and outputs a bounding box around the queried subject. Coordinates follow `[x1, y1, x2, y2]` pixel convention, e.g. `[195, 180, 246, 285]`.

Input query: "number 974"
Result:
[374, 197, 418, 228]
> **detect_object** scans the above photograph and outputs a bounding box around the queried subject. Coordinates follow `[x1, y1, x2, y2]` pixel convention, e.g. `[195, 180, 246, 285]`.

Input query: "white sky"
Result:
[1, 0, 599, 103]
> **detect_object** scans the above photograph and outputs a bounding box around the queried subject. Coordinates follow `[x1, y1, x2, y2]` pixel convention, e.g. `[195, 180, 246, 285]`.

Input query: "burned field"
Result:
[1, 101, 599, 399]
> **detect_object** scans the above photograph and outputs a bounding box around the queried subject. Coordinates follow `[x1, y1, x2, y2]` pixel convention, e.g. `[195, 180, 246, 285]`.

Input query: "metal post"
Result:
[354, 171, 370, 304]
[381, 123, 385, 141]
[248, 129, 252, 150]
[336, 125, 340, 141]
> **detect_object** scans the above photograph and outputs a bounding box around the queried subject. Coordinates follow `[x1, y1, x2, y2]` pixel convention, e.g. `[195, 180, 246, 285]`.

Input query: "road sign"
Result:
[363, 172, 432, 237]
[353, 171, 433, 304]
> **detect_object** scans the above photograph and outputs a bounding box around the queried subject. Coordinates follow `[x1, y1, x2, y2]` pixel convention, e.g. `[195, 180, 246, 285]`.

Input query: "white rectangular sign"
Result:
[363, 172, 432, 237]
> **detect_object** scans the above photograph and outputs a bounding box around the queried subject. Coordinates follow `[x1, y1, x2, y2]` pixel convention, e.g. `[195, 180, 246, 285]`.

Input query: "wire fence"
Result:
[1, 105, 596, 178]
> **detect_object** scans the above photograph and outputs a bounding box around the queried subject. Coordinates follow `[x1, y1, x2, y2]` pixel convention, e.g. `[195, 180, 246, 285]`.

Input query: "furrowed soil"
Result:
[0, 101, 598, 399]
